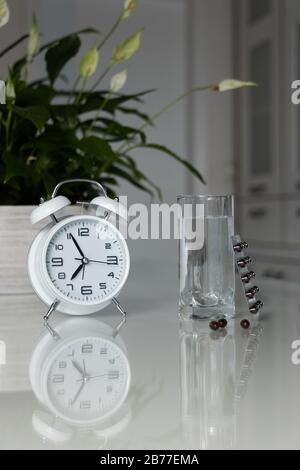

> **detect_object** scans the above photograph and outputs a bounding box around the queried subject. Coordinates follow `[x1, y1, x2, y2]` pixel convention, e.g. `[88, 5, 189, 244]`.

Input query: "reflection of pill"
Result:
[209, 321, 219, 331]
[249, 300, 264, 314]
[240, 319, 250, 330]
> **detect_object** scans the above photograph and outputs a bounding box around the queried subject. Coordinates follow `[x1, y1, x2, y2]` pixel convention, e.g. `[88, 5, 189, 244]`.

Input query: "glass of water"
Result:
[178, 195, 235, 319]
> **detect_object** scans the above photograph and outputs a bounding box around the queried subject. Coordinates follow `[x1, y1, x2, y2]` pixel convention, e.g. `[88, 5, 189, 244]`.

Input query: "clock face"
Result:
[44, 336, 130, 424]
[43, 216, 129, 305]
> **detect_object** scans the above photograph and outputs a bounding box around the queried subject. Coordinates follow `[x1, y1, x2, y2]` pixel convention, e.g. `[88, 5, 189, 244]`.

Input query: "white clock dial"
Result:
[43, 216, 129, 305]
[44, 336, 130, 424]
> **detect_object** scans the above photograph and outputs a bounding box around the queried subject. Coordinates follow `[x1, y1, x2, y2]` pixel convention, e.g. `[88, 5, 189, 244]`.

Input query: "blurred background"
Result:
[0, 0, 299, 282]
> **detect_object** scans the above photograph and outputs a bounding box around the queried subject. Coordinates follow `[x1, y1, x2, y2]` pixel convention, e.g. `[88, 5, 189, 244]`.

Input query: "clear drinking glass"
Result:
[178, 195, 235, 319]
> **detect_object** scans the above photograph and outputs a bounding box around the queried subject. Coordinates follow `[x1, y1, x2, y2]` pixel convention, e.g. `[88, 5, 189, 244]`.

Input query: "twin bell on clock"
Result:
[28, 179, 130, 320]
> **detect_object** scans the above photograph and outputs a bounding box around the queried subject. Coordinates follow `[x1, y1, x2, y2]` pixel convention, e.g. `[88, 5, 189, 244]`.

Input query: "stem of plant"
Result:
[5, 108, 12, 150]
[117, 85, 213, 154]
[87, 93, 112, 134]
[91, 62, 114, 92]
[97, 15, 122, 51]
[69, 76, 81, 104]
[69, 14, 122, 102]
[74, 77, 87, 105]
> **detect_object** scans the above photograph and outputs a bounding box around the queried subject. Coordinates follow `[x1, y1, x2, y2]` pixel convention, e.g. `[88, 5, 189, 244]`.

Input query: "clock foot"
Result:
[112, 316, 126, 338]
[43, 299, 59, 322]
[112, 297, 127, 317]
[44, 320, 60, 340]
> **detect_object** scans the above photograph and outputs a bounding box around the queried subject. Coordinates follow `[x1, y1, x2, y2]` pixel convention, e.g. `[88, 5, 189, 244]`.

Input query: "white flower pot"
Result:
[0, 206, 39, 295]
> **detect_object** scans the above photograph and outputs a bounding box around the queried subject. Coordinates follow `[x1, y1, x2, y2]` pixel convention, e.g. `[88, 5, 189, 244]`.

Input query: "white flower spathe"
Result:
[110, 69, 128, 93]
[0, 0, 9, 28]
[215, 79, 257, 92]
[122, 0, 138, 20]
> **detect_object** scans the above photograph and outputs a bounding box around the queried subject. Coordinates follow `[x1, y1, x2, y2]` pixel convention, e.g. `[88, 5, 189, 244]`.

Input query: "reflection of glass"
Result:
[178, 195, 235, 319]
[180, 319, 236, 449]
[29, 317, 131, 447]
[249, 41, 272, 176]
[179, 318, 263, 450]
[248, 0, 271, 24]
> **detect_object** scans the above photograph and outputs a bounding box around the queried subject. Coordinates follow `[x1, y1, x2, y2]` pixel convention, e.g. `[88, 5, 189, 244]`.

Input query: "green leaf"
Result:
[131, 143, 206, 184]
[26, 126, 78, 154]
[2, 151, 27, 183]
[17, 84, 55, 107]
[81, 89, 155, 115]
[12, 28, 99, 76]
[46, 34, 81, 83]
[83, 117, 146, 144]
[109, 164, 154, 196]
[40, 28, 99, 53]
[118, 106, 153, 125]
[78, 136, 114, 158]
[13, 105, 50, 131]
[50, 105, 79, 129]
[119, 155, 162, 200]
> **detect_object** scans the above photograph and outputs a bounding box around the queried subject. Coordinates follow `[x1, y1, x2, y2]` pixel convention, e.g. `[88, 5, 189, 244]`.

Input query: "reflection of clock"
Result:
[29, 317, 131, 427]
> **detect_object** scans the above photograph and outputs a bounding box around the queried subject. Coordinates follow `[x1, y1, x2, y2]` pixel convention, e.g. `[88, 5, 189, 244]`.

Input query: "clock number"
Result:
[108, 371, 119, 380]
[66, 283, 74, 291]
[99, 282, 107, 290]
[58, 272, 66, 279]
[81, 286, 92, 295]
[59, 361, 67, 369]
[105, 243, 111, 249]
[78, 228, 89, 237]
[67, 233, 72, 239]
[52, 374, 64, 383]
[82, 344, 93, 354]
[51, 257, 63, 267]
[107, 256, 118, 265]
[55, 244, 63, 251]
[108, 272, 114, 278]
[80, 400, 91, 410]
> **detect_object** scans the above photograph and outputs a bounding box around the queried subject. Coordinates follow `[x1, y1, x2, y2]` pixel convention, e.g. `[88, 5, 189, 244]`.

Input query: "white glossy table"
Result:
[0, 240, 300, 450]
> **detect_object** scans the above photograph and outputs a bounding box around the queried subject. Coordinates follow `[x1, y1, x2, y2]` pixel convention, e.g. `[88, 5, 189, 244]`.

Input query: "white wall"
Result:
[187, 0, 234, 196]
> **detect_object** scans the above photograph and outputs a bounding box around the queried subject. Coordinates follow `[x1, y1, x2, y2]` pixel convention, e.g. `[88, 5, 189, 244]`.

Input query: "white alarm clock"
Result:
[29, 316, 131, 428]
[28, 179, 130, 318]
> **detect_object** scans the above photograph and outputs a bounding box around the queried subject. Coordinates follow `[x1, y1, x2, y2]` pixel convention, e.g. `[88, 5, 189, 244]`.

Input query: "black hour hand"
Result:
[71, 263, 84, 280]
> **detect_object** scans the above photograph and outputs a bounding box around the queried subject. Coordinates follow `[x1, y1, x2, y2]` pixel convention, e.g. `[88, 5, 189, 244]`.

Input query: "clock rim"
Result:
[41, 215, 130, 308]
[29, 317, 129, 403]
[41, 334, 131, 426]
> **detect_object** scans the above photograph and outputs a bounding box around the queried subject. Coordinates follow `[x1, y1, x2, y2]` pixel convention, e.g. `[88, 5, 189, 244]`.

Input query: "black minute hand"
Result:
[70, 234, 85, 258]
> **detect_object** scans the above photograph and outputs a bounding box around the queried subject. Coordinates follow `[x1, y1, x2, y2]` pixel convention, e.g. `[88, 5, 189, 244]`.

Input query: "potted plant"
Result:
[0, 0, 254, 294]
